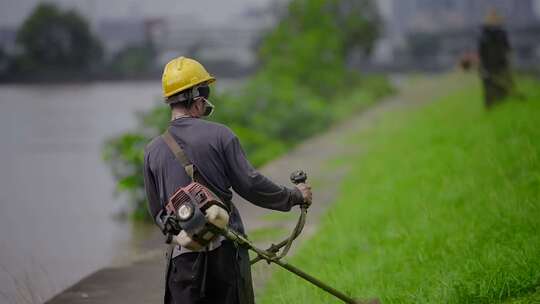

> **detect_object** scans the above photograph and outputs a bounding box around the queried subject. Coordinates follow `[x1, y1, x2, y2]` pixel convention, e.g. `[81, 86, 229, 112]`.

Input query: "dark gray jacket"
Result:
[143, 117, 304, 235]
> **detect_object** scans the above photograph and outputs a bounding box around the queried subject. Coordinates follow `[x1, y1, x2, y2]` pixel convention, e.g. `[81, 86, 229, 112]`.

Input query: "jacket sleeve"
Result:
[223, 136, 304, 211]
[143, 150, 162, 222]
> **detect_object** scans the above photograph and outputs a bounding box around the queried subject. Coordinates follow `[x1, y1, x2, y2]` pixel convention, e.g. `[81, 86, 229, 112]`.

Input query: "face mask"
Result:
[201, 98, 215, 117]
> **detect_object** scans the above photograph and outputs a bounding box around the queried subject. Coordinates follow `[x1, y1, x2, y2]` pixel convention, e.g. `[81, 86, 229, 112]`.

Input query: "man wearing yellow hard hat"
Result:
[143, 57, 312, 304]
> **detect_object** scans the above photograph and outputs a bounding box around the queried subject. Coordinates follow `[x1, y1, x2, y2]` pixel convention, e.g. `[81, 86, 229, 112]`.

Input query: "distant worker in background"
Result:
[478, 9, 514, 108]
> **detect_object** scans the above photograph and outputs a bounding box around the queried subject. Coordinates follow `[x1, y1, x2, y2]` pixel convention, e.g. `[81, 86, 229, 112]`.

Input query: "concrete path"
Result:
[46, 73, 470, 304]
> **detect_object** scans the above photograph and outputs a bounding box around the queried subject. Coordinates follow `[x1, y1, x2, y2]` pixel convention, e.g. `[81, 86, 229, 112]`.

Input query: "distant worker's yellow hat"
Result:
[484, 8, 503, 26]
[162, 57, 216, 99]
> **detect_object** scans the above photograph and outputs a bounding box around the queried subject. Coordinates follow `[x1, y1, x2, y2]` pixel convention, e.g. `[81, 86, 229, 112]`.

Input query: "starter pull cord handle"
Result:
[250, 170, 309, 264]
[290, 169, 307, 184]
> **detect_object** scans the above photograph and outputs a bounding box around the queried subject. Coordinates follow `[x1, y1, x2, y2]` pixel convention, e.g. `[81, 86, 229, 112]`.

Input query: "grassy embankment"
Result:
[260, 77, 540, 303]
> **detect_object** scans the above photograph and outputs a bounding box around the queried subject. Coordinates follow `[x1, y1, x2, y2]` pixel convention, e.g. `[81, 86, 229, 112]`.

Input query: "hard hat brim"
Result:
[164, 76, 216, 99]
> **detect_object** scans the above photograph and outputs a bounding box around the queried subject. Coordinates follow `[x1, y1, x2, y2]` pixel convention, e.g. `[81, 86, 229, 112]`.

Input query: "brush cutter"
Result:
[158, 170, 378, 304]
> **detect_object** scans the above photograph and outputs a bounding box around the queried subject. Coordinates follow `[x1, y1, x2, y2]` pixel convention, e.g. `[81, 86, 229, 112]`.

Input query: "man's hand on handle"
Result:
[290, 170, 312, 207]
[295, 183, 312, 206]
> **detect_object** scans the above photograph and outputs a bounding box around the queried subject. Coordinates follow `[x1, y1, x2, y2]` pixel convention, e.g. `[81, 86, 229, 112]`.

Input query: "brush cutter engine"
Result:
[157, 182, 230, 250]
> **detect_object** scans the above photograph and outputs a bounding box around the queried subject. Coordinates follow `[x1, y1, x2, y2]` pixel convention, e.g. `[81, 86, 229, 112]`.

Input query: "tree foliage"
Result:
[259, 0, 381, 96]
[15, 3, 102, 71]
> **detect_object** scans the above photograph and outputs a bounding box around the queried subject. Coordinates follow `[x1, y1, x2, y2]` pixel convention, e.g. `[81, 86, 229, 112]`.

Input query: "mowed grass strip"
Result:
[260, 77, 540, 304]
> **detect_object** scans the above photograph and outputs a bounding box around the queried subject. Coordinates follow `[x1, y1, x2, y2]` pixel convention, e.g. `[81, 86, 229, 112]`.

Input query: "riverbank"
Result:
[45, 73, 471, 303]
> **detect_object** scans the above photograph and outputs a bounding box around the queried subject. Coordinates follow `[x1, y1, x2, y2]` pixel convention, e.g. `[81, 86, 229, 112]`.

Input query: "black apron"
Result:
[164, 240, 254, 304]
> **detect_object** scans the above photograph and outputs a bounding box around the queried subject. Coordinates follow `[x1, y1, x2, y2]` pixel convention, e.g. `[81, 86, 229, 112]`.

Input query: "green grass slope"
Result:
[260, 77, 540, 304]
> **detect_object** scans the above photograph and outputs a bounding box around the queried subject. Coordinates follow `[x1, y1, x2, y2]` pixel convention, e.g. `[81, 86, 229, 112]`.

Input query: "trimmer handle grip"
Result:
[290, 170, 307, 184]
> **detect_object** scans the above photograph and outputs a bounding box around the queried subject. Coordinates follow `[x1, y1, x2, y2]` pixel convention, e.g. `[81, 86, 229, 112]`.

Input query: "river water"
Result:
[0, 79, 239, 304]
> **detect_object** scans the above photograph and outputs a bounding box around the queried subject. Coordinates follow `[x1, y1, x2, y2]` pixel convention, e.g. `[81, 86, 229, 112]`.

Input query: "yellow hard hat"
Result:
[484, 8, 503, 26]
[162, 57, 216, 98]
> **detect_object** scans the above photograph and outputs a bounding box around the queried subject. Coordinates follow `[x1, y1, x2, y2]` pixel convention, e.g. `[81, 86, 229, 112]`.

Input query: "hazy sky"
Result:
[0, 0, 278, 27]
[1, 0, 539, 28]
